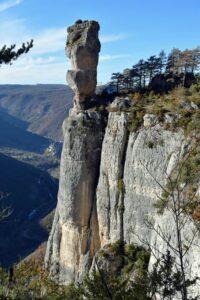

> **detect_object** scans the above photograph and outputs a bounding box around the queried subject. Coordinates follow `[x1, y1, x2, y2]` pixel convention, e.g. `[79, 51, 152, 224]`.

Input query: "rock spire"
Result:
[66, 20, 101, 110]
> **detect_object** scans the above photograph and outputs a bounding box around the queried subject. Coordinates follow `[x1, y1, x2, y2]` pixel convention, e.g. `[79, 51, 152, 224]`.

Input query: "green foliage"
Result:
[154, 190, 170, 214]
[110, 47, 200, 95]
[150, 103, 167, 121]
[67, 246, 198, 300]
[128, 108, 145, 132]
[179, 143, 200, 185]
[124, 243, 138, 259]
[149, 250, 199, 300]
[146, 140, 155, 149]
[0, 244, 197, 299]
[149, 250, 181, 299]
[185, 112, 200, 136]
[154, 140, 200, 219]
[0, 257, 74, 299]
[134, 249, 150, 276]
[117, 179, 125, 194]
[189, 77, 200, 94]
[108, 240, 123, 255]
[0, 41, 33, 66]
[78, 243, 151, 300]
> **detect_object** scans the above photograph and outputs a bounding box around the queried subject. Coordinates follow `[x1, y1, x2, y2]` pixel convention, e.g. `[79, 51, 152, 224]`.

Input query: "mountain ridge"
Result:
[0, 84, 73, 141]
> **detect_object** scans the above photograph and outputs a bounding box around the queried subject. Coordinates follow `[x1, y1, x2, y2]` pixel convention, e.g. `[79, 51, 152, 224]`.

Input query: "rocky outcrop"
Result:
[66, 20, 100, 110]
[123, 124, 184, 245]
[45, 20, 200, 298]
[96, 112, 129, 246]
[45, 110, 106, 284]
[45, 106, 200, 299]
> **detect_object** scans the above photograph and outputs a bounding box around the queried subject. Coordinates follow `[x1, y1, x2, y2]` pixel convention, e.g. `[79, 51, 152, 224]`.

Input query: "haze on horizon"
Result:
[0, 0, 199, 85]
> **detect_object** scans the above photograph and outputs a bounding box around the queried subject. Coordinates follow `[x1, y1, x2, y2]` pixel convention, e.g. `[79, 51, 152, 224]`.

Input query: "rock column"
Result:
[66, 20, 100, 110]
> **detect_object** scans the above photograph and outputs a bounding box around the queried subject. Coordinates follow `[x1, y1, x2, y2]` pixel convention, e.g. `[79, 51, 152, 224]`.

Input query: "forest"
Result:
[109, 47, 200, 94]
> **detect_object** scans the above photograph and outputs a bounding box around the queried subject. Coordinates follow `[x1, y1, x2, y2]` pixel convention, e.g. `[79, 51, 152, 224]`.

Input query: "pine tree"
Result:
[0, 40, 33, 66]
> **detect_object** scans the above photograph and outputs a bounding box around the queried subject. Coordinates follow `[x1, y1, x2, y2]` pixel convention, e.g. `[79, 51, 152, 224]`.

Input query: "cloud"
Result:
[31, 27, 67, 55]
[100, 54, 130, 61]
[100, 33, 129, 43]
[0, 57, 69, 84]
[0, 20, 67, 55]
[0, 18, 29, 46]
[0, 19, 127, 56]
[14, 55, 59, 66]
[0, 0, 22, 12]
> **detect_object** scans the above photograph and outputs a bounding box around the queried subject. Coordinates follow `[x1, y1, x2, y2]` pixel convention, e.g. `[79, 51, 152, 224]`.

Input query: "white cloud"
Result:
[100, 33, 129, 43]
[0, 18, 128, 56]
[14, 55, 59, 66]
[100, 54, 129, 61]
[0, 0, 22, 12]
[0, 18, 29, 46]
[31, 27, 67, 55]
[0, 58, 69, 84]
[0, 20, 67, 55]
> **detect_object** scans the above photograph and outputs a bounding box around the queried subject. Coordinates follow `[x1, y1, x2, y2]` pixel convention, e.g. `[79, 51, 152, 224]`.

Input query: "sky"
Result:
[0, 0, 200, 85]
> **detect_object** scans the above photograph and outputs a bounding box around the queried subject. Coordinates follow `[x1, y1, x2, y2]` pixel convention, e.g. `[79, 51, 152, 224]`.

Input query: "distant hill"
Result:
[0, 84, 73, 141]
[0, 153, 58, 268]
[0, 117, 51, 153]
[0, 84, 73, 266]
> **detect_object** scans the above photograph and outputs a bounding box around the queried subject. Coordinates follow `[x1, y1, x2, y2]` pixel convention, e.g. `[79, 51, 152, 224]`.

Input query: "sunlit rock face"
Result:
[66, 20, 100, 110]
[45, 20, 200, 298]
[45, 110, 106, 284]
[45, 105, 200, 299]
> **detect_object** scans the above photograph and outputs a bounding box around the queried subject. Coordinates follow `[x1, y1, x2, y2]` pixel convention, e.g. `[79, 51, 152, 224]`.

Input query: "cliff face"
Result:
[45, 108, 200, 292]
[45, 20, 200, 296]
[45, 110, 106, 283]
[97, 113, 184, 247]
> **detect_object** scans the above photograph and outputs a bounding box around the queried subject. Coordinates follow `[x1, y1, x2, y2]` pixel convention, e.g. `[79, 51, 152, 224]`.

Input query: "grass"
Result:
[116, 85, 200, 136]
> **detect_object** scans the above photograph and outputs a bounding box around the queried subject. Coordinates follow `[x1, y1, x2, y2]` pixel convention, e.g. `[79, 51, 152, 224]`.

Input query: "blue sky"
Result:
[0, 0, 200, 84]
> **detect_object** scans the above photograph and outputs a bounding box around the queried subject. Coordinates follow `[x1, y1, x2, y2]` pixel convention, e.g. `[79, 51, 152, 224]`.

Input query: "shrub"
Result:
[117, 179, 125, 193]
[128, 108, 145, 132]
[147, 140, 154, 149]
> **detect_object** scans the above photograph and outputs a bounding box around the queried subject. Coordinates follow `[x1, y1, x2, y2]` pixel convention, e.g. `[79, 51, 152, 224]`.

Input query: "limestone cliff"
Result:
[45, 20, 200, 297]
[45, 110, 106, 283]
[45, 107, 200, 293]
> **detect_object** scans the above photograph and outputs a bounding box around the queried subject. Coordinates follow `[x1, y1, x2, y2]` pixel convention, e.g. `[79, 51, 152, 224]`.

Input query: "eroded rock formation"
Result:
[45, 105, 200, 293]
[66, 20, 100, 110]
[45, 111, 106, 283]
[45, 20, 200, 298]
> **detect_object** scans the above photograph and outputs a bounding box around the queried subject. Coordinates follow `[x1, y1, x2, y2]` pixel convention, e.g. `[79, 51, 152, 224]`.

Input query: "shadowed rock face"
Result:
[66, 20, 100, 110]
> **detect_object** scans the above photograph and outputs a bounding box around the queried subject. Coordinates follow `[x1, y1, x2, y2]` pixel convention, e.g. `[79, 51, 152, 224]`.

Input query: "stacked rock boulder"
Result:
[66, 20, 100, 110]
